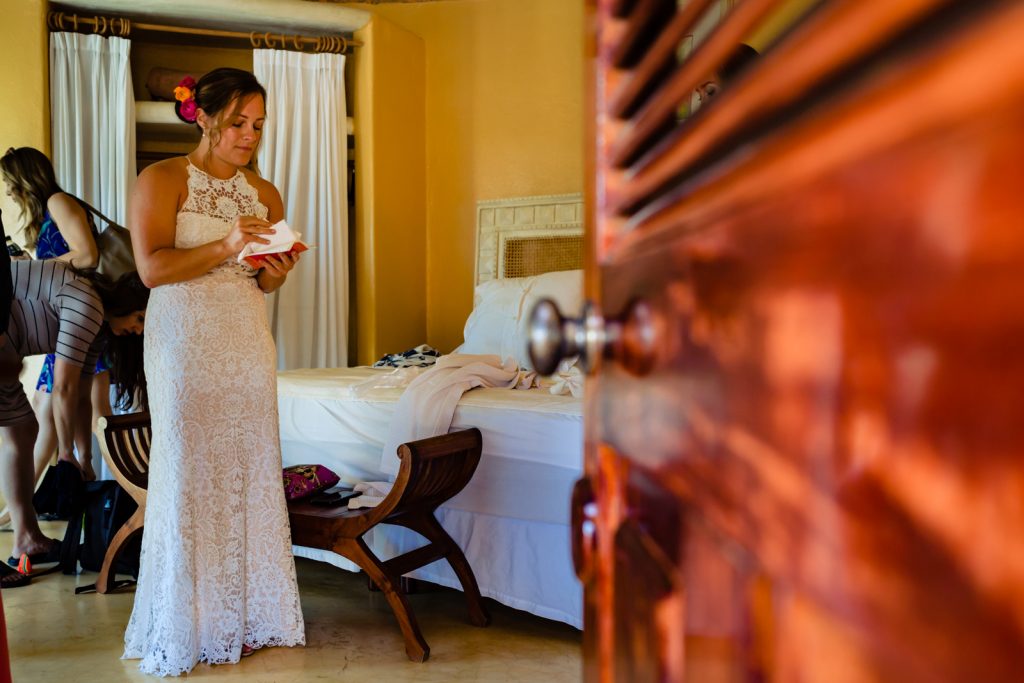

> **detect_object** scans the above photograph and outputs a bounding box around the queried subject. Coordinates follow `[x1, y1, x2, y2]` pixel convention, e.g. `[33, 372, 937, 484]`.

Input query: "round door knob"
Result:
[527, 299, 609, 376]
[527, 297, 658, 376]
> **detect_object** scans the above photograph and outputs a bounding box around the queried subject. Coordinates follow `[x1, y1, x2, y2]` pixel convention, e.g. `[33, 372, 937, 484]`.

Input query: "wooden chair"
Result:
[288, 428, 491, 662]
[94, 412, 151, 594]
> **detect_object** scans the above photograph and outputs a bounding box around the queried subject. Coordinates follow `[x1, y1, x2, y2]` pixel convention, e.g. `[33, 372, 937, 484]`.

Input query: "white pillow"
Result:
[458, 277, 530, 360]
[518, 269, 584, 370]
[460, 269, 583, 370]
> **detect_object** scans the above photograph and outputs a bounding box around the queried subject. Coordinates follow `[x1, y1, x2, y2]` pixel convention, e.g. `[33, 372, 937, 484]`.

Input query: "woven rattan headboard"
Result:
[475, 193, 584, 284]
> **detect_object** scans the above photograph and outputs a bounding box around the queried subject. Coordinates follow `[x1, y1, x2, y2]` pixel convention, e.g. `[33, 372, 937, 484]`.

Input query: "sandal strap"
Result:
[0, 563, 31, 587]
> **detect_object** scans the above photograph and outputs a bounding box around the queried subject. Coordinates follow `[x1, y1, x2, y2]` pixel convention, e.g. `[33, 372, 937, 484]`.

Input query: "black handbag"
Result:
[60, 479, 141, 590]
[79, 200, 136, 281]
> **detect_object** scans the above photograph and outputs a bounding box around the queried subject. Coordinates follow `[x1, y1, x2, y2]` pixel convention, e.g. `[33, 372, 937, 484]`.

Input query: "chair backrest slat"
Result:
[99, 413, 152, 495]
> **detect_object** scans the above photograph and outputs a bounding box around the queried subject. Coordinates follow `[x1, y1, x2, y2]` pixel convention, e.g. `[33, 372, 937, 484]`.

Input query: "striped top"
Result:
[6, 260, 105, 372]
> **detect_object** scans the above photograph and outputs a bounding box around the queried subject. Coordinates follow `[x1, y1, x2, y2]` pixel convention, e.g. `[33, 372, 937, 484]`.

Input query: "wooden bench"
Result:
[95, 412, 151, 594]
[288, 428, 491, 662]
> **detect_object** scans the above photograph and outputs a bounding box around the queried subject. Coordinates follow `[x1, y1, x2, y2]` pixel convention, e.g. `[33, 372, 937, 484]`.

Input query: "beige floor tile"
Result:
[1, 521, 581, 681]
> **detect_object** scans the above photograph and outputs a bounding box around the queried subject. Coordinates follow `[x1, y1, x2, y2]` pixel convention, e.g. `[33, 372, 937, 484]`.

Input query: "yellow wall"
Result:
[0, 0, 49, 242]
[0, 0, 48, 406]
[348, 0, 586, 353]
[350, 16, 427, 365]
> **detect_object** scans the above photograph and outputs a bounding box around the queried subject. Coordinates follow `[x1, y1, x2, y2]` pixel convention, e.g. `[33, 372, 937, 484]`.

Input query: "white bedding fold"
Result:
[380, 354, 534, 475]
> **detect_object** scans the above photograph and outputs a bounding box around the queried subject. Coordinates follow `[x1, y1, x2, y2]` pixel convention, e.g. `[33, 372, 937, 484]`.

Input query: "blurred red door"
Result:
[572, 1, 1024, 680]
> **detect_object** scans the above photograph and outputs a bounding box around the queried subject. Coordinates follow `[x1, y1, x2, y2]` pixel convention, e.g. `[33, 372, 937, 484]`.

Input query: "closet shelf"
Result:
[134, 101, 199, 144]
[135, 101, 355, 135]
[136, 101, 185, 126]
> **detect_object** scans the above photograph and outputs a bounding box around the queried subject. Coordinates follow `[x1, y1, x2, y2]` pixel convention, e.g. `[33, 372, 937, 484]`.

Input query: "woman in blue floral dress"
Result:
[1, 147, 110, 483]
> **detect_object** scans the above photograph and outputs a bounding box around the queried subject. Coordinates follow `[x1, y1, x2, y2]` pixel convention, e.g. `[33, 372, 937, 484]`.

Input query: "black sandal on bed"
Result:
[0, 562, 31, 589]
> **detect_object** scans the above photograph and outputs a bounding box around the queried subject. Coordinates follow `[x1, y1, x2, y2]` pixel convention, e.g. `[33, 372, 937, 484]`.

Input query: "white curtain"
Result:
[254, 50, 349, 370]
[49, 32, 135, 224]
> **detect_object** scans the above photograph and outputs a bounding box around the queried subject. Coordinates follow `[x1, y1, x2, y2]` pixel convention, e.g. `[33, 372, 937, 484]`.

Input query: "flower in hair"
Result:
[174, 76, 198, 124]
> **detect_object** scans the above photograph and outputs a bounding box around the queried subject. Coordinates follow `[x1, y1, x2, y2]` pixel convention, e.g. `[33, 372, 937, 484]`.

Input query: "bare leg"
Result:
[0, 460, 52, 528]
[0, 389, 60, 528]
[0, 418, 55, 558]
[31, 390, 59, 485]
[32, 389, 58, 471]
[0, 392, 56, 528]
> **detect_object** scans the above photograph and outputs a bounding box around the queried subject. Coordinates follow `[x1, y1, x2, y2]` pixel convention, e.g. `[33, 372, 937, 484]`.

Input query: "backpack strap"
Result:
[75, 198, 126, 232]
[74, 198, 137, 281]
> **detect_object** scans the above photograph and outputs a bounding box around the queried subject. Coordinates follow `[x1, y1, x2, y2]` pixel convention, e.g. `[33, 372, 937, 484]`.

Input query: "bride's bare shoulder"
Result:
[240, 168, 283, 216]
[137, 157, 190, 187]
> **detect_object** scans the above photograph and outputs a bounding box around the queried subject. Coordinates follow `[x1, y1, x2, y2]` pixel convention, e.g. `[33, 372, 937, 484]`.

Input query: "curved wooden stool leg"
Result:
[401, 513, 491, 627]
[338, 537, 430, 662]
[95, 508, 144, 594]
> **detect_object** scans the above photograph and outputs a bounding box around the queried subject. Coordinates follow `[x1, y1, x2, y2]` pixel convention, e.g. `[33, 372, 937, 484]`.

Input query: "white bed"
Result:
[278, 194, 587, 628]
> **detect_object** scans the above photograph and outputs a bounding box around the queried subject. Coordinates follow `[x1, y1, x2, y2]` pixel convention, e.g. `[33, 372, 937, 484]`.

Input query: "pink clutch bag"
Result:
[282, 464, 340, 501]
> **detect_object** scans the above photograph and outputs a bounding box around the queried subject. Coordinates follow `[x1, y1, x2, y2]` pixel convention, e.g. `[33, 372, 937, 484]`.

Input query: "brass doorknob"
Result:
[527, 297, 657, 376]
[527, 299, 609, 376]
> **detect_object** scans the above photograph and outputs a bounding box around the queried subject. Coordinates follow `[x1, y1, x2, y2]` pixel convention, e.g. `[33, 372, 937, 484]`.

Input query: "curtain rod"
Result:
[47, 11, 361, 53]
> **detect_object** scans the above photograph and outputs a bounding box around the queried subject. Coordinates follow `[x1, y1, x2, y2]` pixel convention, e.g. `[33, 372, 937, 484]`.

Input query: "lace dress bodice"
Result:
[175, 164, 267, 279]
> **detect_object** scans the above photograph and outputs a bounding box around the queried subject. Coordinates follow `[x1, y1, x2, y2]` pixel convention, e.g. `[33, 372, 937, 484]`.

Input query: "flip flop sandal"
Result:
[6, 541, 61, 568]
[0, 562, 30, 589]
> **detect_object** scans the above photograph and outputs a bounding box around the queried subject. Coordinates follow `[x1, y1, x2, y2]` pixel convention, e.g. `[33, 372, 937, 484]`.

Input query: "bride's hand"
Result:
[221, 216, 274, 255]
[260, 250, 300, 278]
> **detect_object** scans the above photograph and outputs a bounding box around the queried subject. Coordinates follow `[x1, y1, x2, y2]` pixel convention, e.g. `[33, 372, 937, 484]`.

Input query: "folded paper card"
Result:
[237, 219, 310, 267]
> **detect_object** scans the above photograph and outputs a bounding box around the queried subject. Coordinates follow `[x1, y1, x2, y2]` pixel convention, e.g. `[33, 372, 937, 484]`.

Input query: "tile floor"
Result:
[0, 521, 581, 682]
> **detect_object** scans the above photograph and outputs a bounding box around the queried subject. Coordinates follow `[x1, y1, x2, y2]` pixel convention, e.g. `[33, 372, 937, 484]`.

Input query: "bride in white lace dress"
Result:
[124, 68, 305, 676]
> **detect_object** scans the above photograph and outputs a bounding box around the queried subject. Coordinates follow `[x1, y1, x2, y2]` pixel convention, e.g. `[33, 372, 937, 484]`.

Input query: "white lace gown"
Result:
[123, 164, 305, 676]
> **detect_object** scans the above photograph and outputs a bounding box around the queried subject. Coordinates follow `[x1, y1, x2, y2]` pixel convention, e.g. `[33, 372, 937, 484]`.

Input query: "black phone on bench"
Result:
[308, 486, 359, 507]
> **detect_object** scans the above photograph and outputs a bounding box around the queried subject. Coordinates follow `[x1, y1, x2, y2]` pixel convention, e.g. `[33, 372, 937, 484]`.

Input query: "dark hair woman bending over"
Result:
[0, 260, 147, 588]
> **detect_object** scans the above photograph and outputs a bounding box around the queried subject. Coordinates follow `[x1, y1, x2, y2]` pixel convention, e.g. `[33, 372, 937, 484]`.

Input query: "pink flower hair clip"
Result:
[173, 76, 198, 124]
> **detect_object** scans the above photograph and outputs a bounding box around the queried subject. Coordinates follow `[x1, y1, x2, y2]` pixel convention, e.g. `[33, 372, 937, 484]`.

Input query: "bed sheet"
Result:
[277, 367, 583, 526]
[277, 366, 584, 628]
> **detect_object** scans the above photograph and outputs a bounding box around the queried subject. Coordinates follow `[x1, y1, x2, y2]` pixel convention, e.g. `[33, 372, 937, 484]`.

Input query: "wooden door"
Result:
[573, 0, 1024, 680]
